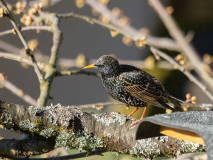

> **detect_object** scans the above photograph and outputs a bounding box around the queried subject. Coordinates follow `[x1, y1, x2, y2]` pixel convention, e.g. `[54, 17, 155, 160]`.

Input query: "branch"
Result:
[0, 26, 52, 37]
[0, 79, 37, 106]
[30, 53, 176, 70]
[0, 138, 54, 157]
[57, 12, 135, 39]
[30, 11, 62, 108]
[56, 70, 100, 77]
[0, 0, 43, 82]
[150, 47, 213, 102]
[85, 0, 180, 51]
[0, 40, 175, 70]
[0, 52, 100, 79]
[0, 40, 21, 54]
[0, 52, 46, 72]
[0, 100, 205, 159]
[149, 0, 213, 91]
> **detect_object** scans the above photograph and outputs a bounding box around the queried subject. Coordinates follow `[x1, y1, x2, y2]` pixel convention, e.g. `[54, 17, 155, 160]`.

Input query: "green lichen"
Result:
[130, 138, 161, 159]
[40, 128, 56, 138]
[103, 131, 111, 138]
[179, 140, 205, 155]
[92, 112, 128, 126]
[43, 103, 75, 126]
[55, 131, 104, 152]
[28, 106, 38, 115]
[19, 119, 35, 130]
[156, 136, 169, 143]
[1, 113, 14, 129]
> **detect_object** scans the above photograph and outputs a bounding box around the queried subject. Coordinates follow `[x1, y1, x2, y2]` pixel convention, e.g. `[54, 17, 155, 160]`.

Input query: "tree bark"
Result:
[0, 100, 205, 159]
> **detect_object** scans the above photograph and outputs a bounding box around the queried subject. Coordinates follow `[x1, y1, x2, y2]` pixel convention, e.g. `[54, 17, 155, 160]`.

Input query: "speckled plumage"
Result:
[91, 55, 184, 111]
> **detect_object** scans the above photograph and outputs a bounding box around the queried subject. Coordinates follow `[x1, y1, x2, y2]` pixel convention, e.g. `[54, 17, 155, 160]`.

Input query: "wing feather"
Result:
[119, 71, 170, 108]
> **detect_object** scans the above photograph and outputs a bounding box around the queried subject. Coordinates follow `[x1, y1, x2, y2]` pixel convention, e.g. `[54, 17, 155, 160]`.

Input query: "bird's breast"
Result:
[102, 77, 119, 92]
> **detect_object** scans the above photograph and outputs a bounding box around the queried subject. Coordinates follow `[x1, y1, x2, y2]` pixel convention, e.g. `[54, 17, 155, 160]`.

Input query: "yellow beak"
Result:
[83, 64, 96, 69]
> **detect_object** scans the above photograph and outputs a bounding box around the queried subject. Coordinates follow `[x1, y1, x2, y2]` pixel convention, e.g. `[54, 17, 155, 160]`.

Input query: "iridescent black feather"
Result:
[93, 55, 184, 111]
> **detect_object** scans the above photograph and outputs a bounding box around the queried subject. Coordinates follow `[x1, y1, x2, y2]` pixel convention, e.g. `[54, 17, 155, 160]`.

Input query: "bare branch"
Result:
[56, 70, 100, 77]
[34, 11, 62, 108]
[57, 12, 134, 39]
[150, 47, 213, 102]
[0, 52, 46, 72]
[33, 54, 175, 70]
[0, 40, 21, 54]
[85, 0, 180, 51]
[0, 79, 37, 106]
[0, 0, 43, 82]
[0, 47, 175, 71]
[0, 26, 52, 37]
[149, 0, 213, 91]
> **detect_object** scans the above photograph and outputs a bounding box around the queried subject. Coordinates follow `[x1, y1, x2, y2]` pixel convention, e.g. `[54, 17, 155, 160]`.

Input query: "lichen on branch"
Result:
[0, 100, 205, 158]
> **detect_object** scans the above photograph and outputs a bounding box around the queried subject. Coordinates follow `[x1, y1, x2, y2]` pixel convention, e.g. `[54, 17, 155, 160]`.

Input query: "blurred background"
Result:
[0, 0, 213, 159]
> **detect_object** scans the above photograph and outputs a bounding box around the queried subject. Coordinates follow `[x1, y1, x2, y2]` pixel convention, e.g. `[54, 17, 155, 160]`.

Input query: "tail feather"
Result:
[167, 95, 200, 108]
[158, 99, 176, 112]
[157, 94, 203, 112]
[167, 96, 183, 108]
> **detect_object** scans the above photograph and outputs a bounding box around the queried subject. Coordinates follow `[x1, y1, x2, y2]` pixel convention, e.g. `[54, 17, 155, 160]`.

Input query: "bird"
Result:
[84, 55, 186, 126]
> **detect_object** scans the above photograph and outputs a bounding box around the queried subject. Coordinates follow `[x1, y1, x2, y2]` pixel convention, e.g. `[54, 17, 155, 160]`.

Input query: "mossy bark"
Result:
[0, 100, 205, 158]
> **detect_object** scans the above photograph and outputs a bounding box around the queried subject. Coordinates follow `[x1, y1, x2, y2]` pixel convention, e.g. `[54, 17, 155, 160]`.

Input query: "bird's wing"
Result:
[119, 71, 167, 105]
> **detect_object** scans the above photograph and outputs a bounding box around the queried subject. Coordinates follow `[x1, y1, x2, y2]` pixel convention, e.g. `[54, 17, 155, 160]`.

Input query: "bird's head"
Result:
[84, 55, 121, 77]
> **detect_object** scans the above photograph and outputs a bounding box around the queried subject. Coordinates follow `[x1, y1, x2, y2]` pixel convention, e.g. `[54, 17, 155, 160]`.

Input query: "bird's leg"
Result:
[128, 107, 139, 117]
[131, 107, 147, 126]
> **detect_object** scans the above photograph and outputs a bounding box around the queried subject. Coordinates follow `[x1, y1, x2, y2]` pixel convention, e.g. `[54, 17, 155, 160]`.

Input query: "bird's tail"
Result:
[167, 95, 200, 108]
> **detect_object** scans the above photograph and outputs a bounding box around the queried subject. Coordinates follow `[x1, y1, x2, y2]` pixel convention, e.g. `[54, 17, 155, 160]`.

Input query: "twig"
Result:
[0, 79, 37, 106]
[0, 52, 46, 72]
[185, 31, 194, 43]
[56, 70, 100, 77]
[35, 11, 62, 108]
[0, 45, 175, 70]
[57, 12, 133, 38]
[149, 0, 213, 90]
[150, 47, 213, 102]
[0, 26, 52, 37]
[57, 58, 175, 70]
[85, 0, 180, 51]
[0, 40, 21, 54]
[0, 0, 43, 83]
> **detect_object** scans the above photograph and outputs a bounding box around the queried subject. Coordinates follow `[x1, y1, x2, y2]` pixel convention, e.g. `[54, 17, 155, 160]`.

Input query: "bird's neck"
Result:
[100, 67, 121, 80]
[101, 75, 117, 92]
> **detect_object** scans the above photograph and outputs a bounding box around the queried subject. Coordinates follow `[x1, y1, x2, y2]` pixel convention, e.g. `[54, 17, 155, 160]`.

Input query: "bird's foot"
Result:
[131, 120, 141, 126]
[130, 107, 147, 126]
[128, 107, 139, 117]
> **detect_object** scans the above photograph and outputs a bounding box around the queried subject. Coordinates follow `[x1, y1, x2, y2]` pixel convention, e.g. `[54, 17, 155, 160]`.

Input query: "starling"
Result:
[84, 55, 185, 126]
